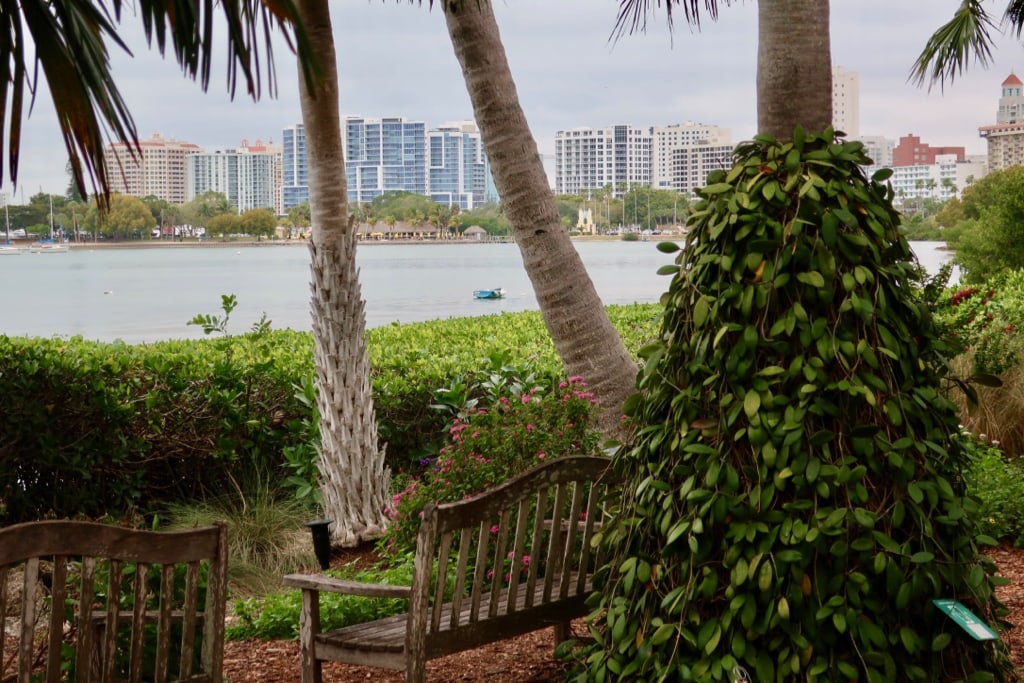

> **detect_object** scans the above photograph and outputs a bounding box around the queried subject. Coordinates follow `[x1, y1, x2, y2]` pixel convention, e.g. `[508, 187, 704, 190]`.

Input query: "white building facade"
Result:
[186, 143, 280, 213]
[888, 154, 987, 202]
[554, 125, 652, 197]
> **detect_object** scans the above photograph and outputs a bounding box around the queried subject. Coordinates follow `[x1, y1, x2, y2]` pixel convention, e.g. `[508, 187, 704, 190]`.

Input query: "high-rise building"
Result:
[103, 132, 202, 204]
[980, 73, 1024, 172]
[427, 121, 497, 210]
[651, 122, 731, 190]
[554, 125, 652, 197]
[345, 116, 428, 205]
[832, 66, 860, 140]
[281, 124, 308, 211]
[186, 140, 280, 213]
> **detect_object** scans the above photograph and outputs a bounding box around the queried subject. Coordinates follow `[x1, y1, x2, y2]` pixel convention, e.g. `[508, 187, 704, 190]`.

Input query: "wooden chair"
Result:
[0, 520, 228, 683]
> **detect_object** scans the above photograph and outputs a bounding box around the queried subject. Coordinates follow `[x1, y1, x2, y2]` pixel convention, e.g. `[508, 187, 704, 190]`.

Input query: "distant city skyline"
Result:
[5, 0, 1024, 202]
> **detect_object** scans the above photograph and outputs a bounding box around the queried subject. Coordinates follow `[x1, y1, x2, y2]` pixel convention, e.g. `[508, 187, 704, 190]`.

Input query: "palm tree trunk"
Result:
[442, 0, 638, 437]
[297, 0, 389, 546]
[757, 0, 832, 139]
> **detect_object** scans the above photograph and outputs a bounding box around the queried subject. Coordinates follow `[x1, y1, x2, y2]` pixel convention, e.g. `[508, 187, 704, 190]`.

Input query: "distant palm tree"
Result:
[0, 0, 313, 200]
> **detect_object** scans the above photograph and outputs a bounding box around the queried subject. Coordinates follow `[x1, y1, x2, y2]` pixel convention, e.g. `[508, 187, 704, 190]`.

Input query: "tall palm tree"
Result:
[440, 0, 639, 437]
[616, 0, 831, 138]
[0, 0, 314, 201]
[295, 0, 390, 546]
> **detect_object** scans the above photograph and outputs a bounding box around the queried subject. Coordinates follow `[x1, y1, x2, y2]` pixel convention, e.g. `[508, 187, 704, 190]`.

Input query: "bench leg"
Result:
[298, 590, 323, 683]
[406, 657, 426, 683]
[553, 620, 571, 646]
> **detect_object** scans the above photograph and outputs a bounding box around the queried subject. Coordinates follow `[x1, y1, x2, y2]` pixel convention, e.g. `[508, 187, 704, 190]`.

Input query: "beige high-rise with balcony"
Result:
[103, 132, 202, 205]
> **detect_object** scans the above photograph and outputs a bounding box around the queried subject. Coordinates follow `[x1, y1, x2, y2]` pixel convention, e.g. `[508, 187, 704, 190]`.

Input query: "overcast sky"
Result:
[6, 0, 1024, 203]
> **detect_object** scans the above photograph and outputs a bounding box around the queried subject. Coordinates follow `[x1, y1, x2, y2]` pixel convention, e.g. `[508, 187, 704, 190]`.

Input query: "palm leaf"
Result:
[612, 0, 723, 40]
[910, 0, 995, 91]
[1, 0, 316, 202]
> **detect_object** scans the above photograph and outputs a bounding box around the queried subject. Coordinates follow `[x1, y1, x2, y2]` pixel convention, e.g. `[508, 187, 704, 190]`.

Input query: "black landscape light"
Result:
[306, 519, 333, 570]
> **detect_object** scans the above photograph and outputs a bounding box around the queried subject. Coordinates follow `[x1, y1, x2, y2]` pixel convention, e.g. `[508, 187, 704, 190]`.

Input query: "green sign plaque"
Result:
[932, 599, 999, 641]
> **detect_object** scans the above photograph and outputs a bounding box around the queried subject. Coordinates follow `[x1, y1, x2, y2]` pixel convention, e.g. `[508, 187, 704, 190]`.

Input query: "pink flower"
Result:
[490, 524, 500, 534]
[526, 424, 535, 432]
[538, 452, 546, 460]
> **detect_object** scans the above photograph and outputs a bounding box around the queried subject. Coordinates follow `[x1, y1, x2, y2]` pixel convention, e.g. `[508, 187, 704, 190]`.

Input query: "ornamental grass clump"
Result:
[577, 129, 1016, 681]
[380, 377, 601, 557]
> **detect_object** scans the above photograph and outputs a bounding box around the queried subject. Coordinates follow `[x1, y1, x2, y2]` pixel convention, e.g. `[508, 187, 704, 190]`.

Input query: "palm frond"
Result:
[1004, 0, 1024, 38]
[1, 0, 316, 202]
[909, 0, 995, 91]
[612, 0, 723, 41]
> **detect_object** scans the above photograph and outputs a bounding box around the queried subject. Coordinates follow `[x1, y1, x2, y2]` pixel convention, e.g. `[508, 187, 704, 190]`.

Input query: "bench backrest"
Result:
[0, 520, 228, 683]
[407, 456, 616, 647]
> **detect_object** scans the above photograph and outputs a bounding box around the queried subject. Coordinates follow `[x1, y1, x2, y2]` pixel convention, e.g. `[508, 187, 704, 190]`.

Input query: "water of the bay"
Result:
[0, 240, 953, 344]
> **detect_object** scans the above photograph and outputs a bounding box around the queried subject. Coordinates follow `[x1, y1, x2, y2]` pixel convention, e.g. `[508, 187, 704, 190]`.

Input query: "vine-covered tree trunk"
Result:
[442, 0, 638, 438]
[297, 0, 389, 546]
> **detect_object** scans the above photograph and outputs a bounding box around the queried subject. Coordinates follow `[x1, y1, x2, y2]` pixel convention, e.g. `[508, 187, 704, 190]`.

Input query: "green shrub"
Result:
[965, 435, 1024, 545]
[0, 330, 316, 522]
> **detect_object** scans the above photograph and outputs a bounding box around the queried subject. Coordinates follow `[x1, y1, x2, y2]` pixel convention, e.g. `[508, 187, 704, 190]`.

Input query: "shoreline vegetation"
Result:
[6, 234, 632, 250]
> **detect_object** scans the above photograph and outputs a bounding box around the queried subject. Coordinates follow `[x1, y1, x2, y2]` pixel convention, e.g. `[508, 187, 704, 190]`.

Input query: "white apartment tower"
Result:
[832, 66, 860, 140]
[103, 132, 202, 205]
[554, 125, 652, 197]
[186, 139, 281, 214]
[650, 122, 731, 189]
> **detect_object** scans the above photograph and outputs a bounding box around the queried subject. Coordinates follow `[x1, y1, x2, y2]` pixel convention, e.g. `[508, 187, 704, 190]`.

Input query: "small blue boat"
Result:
[473, 287, 507, 300]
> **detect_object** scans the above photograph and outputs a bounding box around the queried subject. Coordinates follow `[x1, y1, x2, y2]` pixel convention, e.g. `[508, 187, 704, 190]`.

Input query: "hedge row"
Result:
[0, 304, 663, 523]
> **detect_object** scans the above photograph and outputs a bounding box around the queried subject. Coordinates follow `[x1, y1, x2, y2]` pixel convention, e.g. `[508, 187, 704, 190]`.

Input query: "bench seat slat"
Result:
[312, 574, 590, 657]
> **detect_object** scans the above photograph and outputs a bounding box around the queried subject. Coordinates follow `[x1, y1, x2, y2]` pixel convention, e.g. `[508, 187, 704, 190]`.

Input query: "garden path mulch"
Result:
[221, 545, 1024, 682]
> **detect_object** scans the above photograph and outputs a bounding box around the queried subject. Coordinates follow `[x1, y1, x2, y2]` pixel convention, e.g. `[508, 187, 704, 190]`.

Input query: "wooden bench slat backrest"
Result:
[408, 455, 616, 656]
[0, 521, 227, 683]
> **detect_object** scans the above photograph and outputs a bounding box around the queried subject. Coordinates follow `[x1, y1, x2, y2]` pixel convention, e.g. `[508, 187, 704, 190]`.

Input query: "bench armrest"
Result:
[283, 573, 412, 599]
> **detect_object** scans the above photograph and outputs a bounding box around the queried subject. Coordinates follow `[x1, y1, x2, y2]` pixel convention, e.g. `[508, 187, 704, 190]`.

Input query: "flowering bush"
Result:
[931, 268, 1024, 375]
[380, 376, 601, 557]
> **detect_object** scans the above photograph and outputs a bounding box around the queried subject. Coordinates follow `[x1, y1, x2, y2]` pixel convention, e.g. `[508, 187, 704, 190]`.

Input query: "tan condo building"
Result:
[103, 132, 203, 205]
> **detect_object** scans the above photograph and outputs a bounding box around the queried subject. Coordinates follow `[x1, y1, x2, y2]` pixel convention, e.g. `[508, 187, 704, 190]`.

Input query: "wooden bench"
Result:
[0, 520, 228, 683]
[283, 455, 617, 683]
